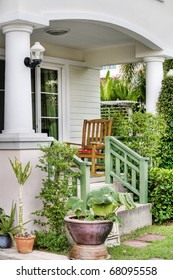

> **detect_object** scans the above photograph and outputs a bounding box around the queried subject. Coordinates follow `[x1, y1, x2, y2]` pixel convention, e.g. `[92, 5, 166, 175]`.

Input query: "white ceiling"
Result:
[31, 19, 135, 51]
[0, 19, 160, 53]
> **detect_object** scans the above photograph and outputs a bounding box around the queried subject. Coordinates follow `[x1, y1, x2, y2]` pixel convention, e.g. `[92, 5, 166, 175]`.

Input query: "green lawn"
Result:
[108, 223, 173, 260]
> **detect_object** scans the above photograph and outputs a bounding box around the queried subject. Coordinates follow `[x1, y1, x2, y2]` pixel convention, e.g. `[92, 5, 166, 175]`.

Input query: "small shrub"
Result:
[34, 230, 69, 254]
[157, 75, 173, 168]
[33, 141, 80, 252]
[157, 76, 173, 133]
[111, 109, 173, 224]
[148, 168, 173, 224]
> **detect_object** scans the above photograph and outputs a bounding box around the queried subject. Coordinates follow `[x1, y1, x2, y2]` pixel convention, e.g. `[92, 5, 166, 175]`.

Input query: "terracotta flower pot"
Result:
[15, 234, 36, 254]
[64, 215, 113, 259]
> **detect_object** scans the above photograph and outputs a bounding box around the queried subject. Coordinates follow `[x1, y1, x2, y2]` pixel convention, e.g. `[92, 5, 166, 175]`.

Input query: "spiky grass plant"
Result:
[9, 157, 32, 236]
[0, 202, 19, 243]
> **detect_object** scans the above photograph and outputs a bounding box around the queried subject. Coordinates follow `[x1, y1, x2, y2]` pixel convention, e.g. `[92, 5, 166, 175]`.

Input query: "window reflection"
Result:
[41, 69, 59, 139]
[41, 94, 58, 117]
[31, 68, 59, 139]
[42, 118, 58, 139]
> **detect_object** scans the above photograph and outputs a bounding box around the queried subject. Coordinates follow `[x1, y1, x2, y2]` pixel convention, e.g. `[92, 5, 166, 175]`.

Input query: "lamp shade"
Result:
[30, 42, 45, 61]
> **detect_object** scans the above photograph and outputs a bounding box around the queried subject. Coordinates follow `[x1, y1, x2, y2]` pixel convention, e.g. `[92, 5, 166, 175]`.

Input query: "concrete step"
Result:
[90, 178, 128, 193]
[106, 203, 152, 247]
[117, 203, 152, 236]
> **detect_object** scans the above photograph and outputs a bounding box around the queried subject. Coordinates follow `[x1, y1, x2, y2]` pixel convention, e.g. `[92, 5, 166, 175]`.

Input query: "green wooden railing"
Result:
[71, 155, 91, 211]
[48, 154, 91, 211]
[105, 136, 149, 203]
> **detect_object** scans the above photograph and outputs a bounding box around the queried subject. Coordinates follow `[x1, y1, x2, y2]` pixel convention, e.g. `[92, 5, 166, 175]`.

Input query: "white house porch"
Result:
[0, 0, 172, 227]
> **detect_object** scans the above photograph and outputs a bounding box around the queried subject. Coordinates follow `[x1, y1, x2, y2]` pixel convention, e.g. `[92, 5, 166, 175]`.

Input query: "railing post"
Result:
[105, 136, 113, 184]
[139, 159, 148, 203]
[80, 162, 91, 212]
[73, 156, 91, 211]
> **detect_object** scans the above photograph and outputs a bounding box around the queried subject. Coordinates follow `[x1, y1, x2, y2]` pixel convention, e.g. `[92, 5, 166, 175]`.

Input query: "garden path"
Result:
[122, 233, 165, 248]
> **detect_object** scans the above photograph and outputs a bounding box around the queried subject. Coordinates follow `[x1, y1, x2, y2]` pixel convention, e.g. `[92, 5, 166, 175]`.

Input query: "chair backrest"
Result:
[81, 119, 113, 150]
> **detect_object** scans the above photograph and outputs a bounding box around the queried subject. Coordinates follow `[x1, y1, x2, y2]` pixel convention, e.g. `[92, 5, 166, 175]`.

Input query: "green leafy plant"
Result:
[100, 63, 146, 104]
[120, 62, 146, 104]
[0, 202, 19, 243]
[100, 70, 114, 101]
[148, 167, 173, 224]
[34, 230, 70, 254]
[33, 141, 80, 252]
[157, 75, 173, 168]
[66, 186, 136, 223]
[9, 157, 32, 236]
[113, 78, 138, 101]
[112, 111, 165, 167]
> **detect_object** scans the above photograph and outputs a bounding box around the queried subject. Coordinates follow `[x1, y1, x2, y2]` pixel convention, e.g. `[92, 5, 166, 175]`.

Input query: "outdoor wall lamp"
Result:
[24, 42, 45, 69]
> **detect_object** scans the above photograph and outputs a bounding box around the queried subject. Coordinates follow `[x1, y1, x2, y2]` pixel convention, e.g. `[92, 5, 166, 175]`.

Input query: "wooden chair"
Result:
[68, 119, 113, 176]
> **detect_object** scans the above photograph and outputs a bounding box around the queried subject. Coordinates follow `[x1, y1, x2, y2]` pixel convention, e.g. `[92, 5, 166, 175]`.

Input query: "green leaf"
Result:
[92, 203, 117, 216]
[75, 209, 82, 218]
[9, 157, 32, 186]
[88, 187, 116, 206]
[66, 196, 83, 212]
[125, 193, 136, 209]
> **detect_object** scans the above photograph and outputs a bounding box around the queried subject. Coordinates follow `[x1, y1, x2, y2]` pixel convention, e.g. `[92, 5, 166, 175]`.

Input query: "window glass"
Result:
[41, 94, 58, 117]
[41, 69, 58, 93]
[31, 67, 60, 139]
[41, 118, 58, 138]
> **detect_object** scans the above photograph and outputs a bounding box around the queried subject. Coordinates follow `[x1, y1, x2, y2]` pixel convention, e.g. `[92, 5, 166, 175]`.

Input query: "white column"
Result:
[144, 57, 164, 114]
[2, 24, 34, 134]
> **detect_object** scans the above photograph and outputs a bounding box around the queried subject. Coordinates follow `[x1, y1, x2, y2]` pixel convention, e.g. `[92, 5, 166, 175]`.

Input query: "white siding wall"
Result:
[69, 65, 100, 143]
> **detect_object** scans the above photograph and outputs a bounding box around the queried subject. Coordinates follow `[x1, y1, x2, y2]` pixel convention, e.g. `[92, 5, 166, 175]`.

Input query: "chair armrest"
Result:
[66, 142, 82, 147]
[90, 142, 104, 149]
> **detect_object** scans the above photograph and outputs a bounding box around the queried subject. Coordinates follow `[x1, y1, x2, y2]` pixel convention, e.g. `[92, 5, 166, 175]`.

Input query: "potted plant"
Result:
[0, 202, 19, 248]
[64, 186, 136, 260]
[9, 157, 35, 253]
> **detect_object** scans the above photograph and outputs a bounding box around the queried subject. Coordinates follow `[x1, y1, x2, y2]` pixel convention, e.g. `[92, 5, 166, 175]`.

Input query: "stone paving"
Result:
[123, 240, 149, 248]
[122, 233, 166, 248]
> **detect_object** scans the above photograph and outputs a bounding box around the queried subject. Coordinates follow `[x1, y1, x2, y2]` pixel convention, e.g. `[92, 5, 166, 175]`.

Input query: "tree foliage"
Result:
[112, 111, 165, 166]
[157, 76, 173, 168]
[100, 70, 114, 100]
[120, 63, 146, 103]
[163, 59, 173, 76]
[100, 63, 146, 104]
